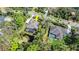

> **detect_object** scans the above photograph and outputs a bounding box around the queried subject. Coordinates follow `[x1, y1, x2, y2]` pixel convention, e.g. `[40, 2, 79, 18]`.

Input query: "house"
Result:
[0, 16, 13, 36]
[4, 16, 13, 22]
[48, 26, 66, 39]
[26, 18, 39, 33]
[0, 29, 3, 36]
[0, 16, 5, 22]
[0, 32, 3, 36]
[0, 16, 13, 22]
[26, 12, 39, 33]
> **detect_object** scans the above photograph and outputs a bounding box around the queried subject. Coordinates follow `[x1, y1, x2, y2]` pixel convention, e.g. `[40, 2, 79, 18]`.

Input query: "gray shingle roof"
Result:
[27, 19, 39, 29]
[49, 26, 66, 39]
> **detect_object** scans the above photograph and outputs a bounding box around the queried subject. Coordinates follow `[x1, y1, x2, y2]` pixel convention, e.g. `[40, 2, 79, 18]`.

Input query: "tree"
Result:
[50, 39, 70, 51]
[14, 12, 25, 28]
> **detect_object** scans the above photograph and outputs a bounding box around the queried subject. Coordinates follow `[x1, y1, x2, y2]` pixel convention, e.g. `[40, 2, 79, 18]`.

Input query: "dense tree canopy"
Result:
[0, 7, 79, 51]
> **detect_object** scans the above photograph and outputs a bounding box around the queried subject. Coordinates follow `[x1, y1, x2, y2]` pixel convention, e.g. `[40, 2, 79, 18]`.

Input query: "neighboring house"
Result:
[0, 16, 13, 22]
[0, 16, 5, 36]
[0, 16, 5, 23]
[48, 26, 66, 39]
[0, 16, 13, 36]
[4, 16, 13, 22]
[0, 32, 3, 36]
[0, 29, 3, 36]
